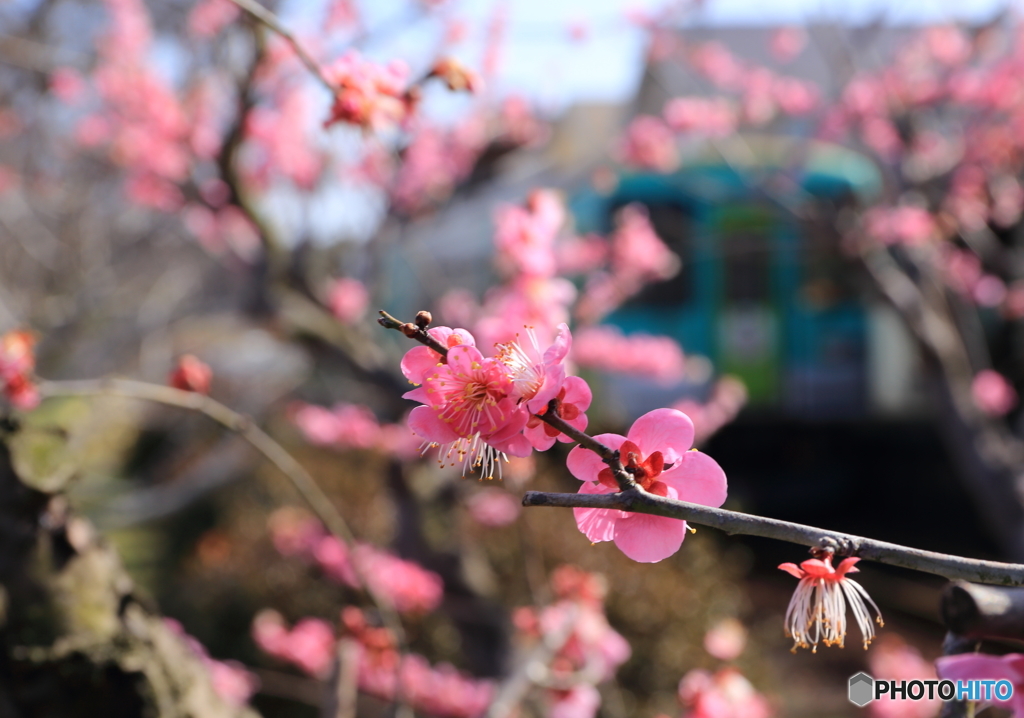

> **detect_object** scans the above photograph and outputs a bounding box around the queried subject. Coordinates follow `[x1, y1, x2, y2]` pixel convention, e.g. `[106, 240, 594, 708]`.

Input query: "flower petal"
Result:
[613, 513, 687, 563]
[778, 563, 805, 579]
[561, 376, 593, 411]
[566, 434, 625, 482]
[543, 323, 572, 365]
[661, 450, 727, 507]
[524, 421, 557, 451]
[627, 408, 695, 463]
[573, 481, 618, 543]
[407, 405, 460, 443]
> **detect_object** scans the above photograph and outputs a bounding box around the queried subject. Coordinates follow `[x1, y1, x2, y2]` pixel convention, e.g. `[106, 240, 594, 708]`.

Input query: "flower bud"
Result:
[401, 323, 419, 338]
[414, 311, 432, 329]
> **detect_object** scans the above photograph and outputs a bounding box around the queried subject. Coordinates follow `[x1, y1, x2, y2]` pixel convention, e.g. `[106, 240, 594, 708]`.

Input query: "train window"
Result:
[722, 231, 772, 304]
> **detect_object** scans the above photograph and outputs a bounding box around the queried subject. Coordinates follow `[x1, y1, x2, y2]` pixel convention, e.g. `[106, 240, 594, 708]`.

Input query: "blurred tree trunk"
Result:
[0, 432, 261, 718]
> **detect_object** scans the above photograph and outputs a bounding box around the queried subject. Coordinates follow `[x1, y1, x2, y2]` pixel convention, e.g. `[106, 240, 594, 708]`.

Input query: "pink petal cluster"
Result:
[703, 618, 747, 661]
[402, 322, 587, 477]
[972, 369, 1018, 417]
[323, 51, 413, 131]
[868, 636, 941, 718]
[664, 97, 738, 137]
[267, 508, 444, 614]
[936, 652, 1024, 717]
[671, 377, 748, 445]
[676, 668, 773, 718]
[252, 610, 337, 677]
[0, 330, 39, 410]
[466, 487, 521, 527]
[572, 326, 686, 384]
[514, 565, 631, 716]
[569, 409, 728, 563]
[341, 607, 495, 718]
[168, 354, 213, 395]
[494, 189, 565, 278]
[616, 115, 679, 173]
[187, 0, 240, 37]
[327, 277, 370, 324]
[243, 90, 324, 190]
[164, 618, 259, 706]
[576, 204, 679, 321]
[864, 206, 937, 247]
[290, 401, 421, 459]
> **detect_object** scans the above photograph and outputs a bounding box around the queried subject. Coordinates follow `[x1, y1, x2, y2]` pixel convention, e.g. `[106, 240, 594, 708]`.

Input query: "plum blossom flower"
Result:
[495, 323, 572, 413]
[616, 115, 679, 173]
[524, 377, 592, 451]
[400, 326, 475, 386]
[252, 610, 335, 677]
[405, 344, 531, 477]
[323, 51, 413, 131]
[327, 277, 369, 324]
[778, 555, 883, 652]
[703, 618, 747, 661]
[568, 409, 728, 563]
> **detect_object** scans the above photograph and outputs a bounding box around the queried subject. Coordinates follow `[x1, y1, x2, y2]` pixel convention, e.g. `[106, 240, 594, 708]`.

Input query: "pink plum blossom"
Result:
[323, 51, 412, 131]
[523, 377, 592, 451]
[400, 326, 476, 386]
[568, 409, 728, 563]
[617, 115, 679, 173]
[466, 487, 520, 527]
[868, 635, 941, 718]
[406, 344, 531, 476]
[703, 618, 747, 661]
[678, 668, 773, 718]
[549, 684, 601, 718]
[572, 326, 685, 384]
[972, 369, 1018, 416]
[0, 330, 39, 410]
[327, 277, 370, 324]
[664, 97, 738, 137]
[252, 610, 335, 677]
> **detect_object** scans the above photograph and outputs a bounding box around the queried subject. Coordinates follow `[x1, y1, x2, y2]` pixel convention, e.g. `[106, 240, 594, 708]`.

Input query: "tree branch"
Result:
[522, 489, 1024, 586]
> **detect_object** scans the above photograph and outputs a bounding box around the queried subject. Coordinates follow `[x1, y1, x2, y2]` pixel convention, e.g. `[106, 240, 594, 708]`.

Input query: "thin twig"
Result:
[521, 489, 1024, 586]
[226, 0, 335, 92]
[37, 378, 413, 717]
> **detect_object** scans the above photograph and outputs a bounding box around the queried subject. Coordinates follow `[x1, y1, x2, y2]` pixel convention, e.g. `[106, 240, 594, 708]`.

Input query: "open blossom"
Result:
[524, 377, 592, 451]
[568, 409, 728, 563]
[778, 555, 883, 652]
[405, 344, 531, 477]
[400, 326, 475, 386]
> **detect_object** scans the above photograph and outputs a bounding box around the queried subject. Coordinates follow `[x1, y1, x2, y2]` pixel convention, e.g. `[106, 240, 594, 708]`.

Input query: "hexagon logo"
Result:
[849, 672, 874, 707]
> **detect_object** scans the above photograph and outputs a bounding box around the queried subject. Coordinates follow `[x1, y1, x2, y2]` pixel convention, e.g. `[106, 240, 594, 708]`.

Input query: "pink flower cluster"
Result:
[323, 51, 414, 131]
[569, 409, 728, 563]
[675, 667, 773, 718]
[268, 508, 444, 614]
[616, 115, 679, 173]
[868, 636, 941, 718]
[663, 97, 738, 137]
[572, 326, 686, 384]
[671, 377, 748, 445]
[514, 566, 631, 718]
[576, 204, 680, 322]
[164, 618, 259, 707]
[290, 401, 421, 460]
[402, 322, 590, 477]
[863, 206, 937, 247]
[0, 330, 39, 410]
[255, 608, 494, 718]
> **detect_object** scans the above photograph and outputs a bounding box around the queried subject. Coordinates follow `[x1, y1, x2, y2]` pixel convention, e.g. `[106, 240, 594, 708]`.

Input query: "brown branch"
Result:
[226, 0, 334, 92]
[36, 378, 414, 715]
[522, 489, 1024, 586]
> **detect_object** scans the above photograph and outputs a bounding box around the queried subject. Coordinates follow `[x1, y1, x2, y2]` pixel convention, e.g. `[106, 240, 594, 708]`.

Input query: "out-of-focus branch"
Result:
[36, 377, 413, 715]
[522, 489, 1024, 586]
[226, 0, 334, 92]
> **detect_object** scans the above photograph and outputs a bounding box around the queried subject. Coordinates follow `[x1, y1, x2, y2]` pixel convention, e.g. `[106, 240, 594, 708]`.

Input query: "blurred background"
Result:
[2, 0, 1024, 716]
